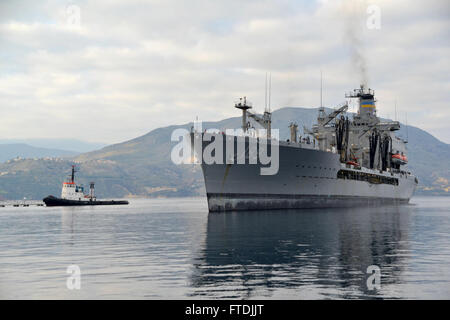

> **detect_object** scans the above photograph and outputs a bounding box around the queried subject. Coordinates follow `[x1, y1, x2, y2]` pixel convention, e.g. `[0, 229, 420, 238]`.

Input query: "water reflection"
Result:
[190, 205, 412, 299]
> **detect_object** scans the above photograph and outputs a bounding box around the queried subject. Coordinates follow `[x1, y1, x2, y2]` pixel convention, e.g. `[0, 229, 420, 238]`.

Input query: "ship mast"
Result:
[71, 165, 76, 183]
[320, 70, 323, 109]
[234, 97, 252, 132]
[89, 182, 95, 200]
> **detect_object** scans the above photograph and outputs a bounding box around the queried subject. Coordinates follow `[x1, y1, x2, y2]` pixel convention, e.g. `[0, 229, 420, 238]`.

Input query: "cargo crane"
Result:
[235, 96, 272, 138]
[247, 110, 272, 138]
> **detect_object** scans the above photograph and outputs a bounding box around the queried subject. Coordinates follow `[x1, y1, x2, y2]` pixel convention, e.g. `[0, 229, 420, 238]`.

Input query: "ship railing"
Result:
[234, 100, 253, 107]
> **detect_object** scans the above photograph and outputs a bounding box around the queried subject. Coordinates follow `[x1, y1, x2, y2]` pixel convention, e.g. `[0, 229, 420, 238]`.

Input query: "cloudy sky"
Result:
[0, 0, 449, 144]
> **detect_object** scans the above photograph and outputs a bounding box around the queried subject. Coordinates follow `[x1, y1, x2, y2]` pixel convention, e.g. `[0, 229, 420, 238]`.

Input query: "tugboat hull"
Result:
[43, 195, 128, 207]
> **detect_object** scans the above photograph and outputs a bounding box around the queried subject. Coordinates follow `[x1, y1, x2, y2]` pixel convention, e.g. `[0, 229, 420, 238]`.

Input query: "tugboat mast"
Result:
[71, 165, 76, 183]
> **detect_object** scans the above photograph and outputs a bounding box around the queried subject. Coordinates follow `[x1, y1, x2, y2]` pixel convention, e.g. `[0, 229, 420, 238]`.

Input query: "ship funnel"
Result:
[346, 85, 376, 118]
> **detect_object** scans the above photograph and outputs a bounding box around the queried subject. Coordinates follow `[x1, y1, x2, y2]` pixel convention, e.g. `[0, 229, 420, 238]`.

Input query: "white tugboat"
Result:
[43, 166, 128, 206]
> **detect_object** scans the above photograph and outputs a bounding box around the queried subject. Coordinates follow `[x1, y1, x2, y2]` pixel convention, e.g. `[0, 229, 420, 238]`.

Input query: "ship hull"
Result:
[193, 133, 417, 212]
[43, 195, 128, 207]
[206, 193, 410, 212]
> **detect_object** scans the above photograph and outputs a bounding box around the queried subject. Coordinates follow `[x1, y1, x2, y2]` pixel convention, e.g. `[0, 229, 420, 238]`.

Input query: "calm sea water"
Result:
[0, 197, 449, 299]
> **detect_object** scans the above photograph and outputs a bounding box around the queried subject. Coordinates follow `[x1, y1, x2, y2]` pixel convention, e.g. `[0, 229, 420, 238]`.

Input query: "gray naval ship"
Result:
[190, 85, 418, 212]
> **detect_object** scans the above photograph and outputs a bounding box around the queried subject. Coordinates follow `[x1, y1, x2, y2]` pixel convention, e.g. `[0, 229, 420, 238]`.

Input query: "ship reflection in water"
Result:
[189, 205, 411, 299]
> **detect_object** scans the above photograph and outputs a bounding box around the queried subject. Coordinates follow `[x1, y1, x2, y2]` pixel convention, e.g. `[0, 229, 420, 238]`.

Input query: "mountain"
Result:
[396, 125, 450, 192]
[0, 144, 78, 163]
[0, 107, 448, 200]
[0, 139, 107, 153]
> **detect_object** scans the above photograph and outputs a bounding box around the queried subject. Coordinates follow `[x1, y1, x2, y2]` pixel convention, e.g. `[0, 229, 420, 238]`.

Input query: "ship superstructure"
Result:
[192, 85, 418, 212]
[60, 166, 94, 201]
[311, 86, 408, 172]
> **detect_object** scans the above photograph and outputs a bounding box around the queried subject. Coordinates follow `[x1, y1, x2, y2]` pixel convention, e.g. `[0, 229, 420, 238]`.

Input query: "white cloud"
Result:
[0, 0, 449, 143]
